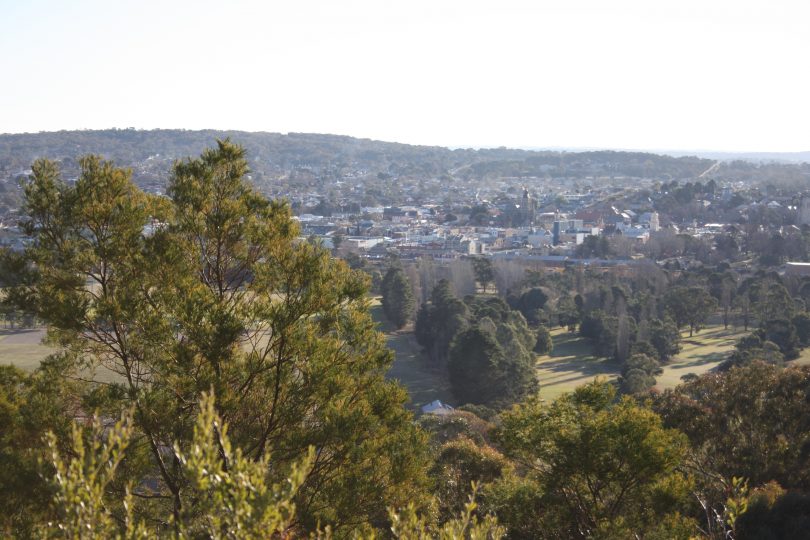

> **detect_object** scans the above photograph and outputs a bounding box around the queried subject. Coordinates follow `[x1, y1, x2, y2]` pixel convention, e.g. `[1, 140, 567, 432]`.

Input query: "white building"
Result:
[421, 400, 455, 415]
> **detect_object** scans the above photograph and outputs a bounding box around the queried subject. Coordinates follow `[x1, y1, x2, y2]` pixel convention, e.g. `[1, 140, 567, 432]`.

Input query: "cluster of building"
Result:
[296, 188, 664, 262]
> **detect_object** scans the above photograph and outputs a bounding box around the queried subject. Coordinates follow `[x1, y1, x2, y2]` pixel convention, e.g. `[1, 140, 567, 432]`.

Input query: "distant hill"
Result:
[0, 129, 714, 181]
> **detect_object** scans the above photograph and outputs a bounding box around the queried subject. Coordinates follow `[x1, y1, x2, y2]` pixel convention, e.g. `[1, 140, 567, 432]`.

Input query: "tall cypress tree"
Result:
[381, 266, 415, 329]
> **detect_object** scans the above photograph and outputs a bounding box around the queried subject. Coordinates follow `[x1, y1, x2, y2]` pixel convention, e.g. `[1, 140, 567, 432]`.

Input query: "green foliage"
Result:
[495, 311, 538, 361]
[793, 312, 810, 346]
[3, 141, 430, 533]
[579, 310, 619, 358]
[533, 325, 553, 355]
[415, 280, 469, 364]
[419, 411, 494, 448]
[42, 411, 145, 540]
[429, 438, 510, 519]
[465, 296, 511, 324]
[756, 282, 796, 324]
[619, 353, 662, 395]
[761, 318, 800, 359]
[382, 266, 416, 329]
[471, 257, 496, 292]
[664, 286, 717, 336]
[708, 271, 738, 327]
[653, 363, 810, 490]
[736, 483, 810, 540]
[723, 333, 785, 369]
[648, 317, 682, 362]
[497, 381, 693, 538]
[42, 393, 309, 539]
[481, 475, 546, 540]
[0, 362, 80, 537]
[554, 295, 580, 329]
[575, 235, 613, 259]
[387, 490, 505, 540]
[173, 393, 309, 538]
[448, 325, 537, 408]
[630, 340, 659, 360]
[510, 287, 549, 326]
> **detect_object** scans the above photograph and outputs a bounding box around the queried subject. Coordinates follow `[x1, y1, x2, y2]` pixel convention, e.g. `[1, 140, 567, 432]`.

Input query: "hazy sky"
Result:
[1, 0, 808, 151]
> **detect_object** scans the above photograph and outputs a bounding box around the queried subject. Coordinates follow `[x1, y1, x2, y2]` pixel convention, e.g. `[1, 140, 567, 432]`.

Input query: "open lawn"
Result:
[535, 325, 751, 399]
[656, 326, 748, 388]
[0, 328, 52, 371]
[2, 299, 455, 406]
[385, 331, 455, 410]
[535, 328, 619, 402]
[0, 328, 128, 383]
[5, 302, 783, 408]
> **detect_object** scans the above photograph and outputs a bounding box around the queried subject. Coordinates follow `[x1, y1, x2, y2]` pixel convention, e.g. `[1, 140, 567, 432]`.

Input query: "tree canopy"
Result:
[2, 141, 430, 535]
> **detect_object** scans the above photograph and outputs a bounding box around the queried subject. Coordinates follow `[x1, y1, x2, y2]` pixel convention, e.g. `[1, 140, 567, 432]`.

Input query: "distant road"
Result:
[698, 160, 721, 178]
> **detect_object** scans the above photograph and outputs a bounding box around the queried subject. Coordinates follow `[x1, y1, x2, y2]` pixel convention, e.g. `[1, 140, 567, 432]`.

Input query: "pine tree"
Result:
[4, 141, 430, 534]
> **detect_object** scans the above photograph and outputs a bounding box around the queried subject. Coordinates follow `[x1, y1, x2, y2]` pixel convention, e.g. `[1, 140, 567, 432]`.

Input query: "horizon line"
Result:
[1, 127, 809, 158]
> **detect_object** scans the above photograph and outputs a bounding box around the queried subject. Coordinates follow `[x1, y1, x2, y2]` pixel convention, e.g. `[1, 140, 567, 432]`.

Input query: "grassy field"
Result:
[1, 300, 455, 410]
[0, 328, 52, 370]
[656, 326, 748, 388]
[535, 325, 751, 399]
[535, 328, 619, 402]
[4, 302, 803, 409]
[0, 327, 125, 382]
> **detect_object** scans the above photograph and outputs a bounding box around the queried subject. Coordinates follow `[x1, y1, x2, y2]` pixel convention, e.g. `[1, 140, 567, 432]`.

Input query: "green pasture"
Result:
[0, 297, 455, 409]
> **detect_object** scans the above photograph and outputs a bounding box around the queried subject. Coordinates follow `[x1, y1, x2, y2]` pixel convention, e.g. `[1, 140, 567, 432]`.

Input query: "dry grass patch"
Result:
[656, 326, 748, 389]
[0, 328, 52, 371]
[535, 328, 618, 402]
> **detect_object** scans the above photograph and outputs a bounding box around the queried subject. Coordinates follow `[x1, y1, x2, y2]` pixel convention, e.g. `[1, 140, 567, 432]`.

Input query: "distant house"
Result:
[344, 236, 385, 251]
[421, 400, 455, 416]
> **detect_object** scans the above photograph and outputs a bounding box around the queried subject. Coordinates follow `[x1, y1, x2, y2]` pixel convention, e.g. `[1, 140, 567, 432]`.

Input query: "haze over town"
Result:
[2, 0, 809, 152]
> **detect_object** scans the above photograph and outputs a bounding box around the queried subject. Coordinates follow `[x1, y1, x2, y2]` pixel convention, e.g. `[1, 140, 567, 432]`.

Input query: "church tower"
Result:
[522, 187, 535, 225]
[650, 211, 660, 232]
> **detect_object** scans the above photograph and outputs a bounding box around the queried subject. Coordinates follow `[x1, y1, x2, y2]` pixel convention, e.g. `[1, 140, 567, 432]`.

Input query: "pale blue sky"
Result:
[1, 0, 808, 151]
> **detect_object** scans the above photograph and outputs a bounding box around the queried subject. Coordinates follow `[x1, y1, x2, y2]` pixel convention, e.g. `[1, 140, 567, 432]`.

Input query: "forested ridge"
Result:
[0, 129, 713, 179]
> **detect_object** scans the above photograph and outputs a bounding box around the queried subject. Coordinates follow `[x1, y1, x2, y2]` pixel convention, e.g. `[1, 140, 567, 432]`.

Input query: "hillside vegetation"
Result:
[0, 129, 713, 180]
